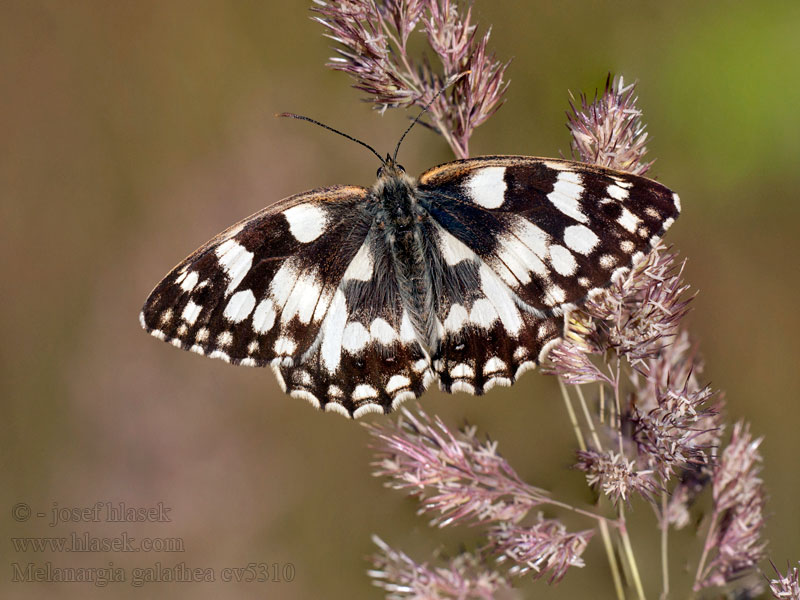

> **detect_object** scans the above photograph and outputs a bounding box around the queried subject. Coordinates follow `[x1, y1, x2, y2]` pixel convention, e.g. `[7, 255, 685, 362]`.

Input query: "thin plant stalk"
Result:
[661, 491, 670, 599]
[576, 384, 603, 451]
[558, 376, 587, 452]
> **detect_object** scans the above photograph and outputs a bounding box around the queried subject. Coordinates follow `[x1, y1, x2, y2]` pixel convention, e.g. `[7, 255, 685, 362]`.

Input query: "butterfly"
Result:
[140, 124, 680, 419]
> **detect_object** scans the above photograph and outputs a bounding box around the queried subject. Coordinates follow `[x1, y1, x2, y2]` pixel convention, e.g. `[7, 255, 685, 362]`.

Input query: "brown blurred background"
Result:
[2, 1, 798, 598]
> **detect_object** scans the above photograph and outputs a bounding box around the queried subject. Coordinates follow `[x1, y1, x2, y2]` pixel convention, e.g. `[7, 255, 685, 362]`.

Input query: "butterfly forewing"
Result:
[140, 185, 371, 367]
[419, 156, 680, 313]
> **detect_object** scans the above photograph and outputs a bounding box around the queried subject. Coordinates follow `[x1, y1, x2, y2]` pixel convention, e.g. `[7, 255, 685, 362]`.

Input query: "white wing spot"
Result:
[391, 391, 416, 411]
[252, 299, 277, 334]
[673, 193, 681, 212]
[216, 240, 254, 295]
[353, 403, 383, 419]
[437, 227, 477, 266]
[271, 364, 287, 391]
[216, 331, 233, 347]
[451, 363, 475, 379]
[470, 298, 498, 329]
[444, 303, 469, 332]
[353, 384, 379, 401]
[537, 321, 556, 339]
[294, 370, 313, 386]
[209, 350, 230, 362]
[325, 402, 351, 419]
[177, 324, 188, 337]
[478, 264, 523, 335]
[484, 356, 507, 374]
[450, 381, 475, 394]
[320, 290, 348, 373]
[543, 284, 566, 307]
[612, 177, 632, 189]
[274, 336, 297, 356]
[342, 321, 370, 353]
[412, 358, 429, 373]
[223, 289, 256, 323]
[510, 218, 550, 257]
[515, 361, 537, 379]
[484, 377, 511, 392]
[620, 240, 635, 253]
[280, 269, 322, 325]
[607, 184, 629, 201]
[599, 254, 617, 269]
[179, 271, 199, 292]
[369, 318, 397, 345]
[327, 385, 344, 399]
[342, 240, 374, 282]
[400, 311, 417, 343]
[465, 166, 507, 209]
[563, 224, 599, 255]
[495, 232, 547, 285]
[195, 328, 209, 342]
[268, 260, 300, 308]
[282, 203, 327, 243]
[312, 287, 334, 323]
[247, 340, 259, 354]
[181, 300, 202, 325]
[617, 207, 640, 233]
[386, 375, 411, 394]
[291, 390, 320, 409]
[548, 171, 587, 223]
[645, 207, 661, 219]
[549, 244, 578, 276]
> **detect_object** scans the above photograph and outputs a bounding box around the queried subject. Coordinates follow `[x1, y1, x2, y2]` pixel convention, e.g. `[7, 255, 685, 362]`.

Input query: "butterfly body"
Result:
[141, 155, 680, 418]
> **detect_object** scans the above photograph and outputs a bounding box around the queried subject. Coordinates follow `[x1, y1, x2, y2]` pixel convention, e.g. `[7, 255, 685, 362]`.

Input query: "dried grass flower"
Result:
[368, 535, 511, 599]
[312, 0, 509, 158]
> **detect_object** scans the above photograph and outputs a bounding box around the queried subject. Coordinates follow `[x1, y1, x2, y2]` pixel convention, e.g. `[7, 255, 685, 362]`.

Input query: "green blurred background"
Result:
[2, 1, 798, 598]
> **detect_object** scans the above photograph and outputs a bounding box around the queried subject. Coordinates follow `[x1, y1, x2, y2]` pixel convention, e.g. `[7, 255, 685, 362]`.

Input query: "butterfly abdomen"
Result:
[373, 172, 438, 352]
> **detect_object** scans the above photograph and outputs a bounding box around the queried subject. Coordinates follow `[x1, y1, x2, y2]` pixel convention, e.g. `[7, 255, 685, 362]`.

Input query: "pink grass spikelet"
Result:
[368, 535, 511, 599]
[567, 74, 652, 175]
[694, 421, 767, 590]
[366, 408, 551, 528]
[312, 0, 508, 158]
[490, 517, 594, 584]
[575, 449, 659, 505]
[769, 562, 800, 600]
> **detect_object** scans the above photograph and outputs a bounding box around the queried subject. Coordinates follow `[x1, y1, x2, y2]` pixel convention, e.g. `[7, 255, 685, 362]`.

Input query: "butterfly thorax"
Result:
[371, 168, 439, 353]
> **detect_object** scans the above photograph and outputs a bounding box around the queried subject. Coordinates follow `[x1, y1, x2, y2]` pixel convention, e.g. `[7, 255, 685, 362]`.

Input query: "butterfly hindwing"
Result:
[420, 217, 562, 393]
[140, 185, 372, 367]
[275, 227, 433, 417]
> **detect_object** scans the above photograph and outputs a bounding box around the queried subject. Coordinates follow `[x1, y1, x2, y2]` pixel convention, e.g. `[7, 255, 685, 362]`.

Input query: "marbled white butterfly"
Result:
[141, 130, 679, 419]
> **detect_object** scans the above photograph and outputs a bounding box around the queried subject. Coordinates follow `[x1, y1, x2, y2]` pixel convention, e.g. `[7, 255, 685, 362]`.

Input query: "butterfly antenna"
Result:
[277, 113, 385, 164]
[392, 71, 470, 163]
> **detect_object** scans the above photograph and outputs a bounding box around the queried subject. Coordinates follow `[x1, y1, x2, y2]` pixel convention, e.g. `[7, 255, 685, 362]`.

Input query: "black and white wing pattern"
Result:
[142, 154, 680, 418]
[416, 156, 680, 393]
[140, 185, 432, 418]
